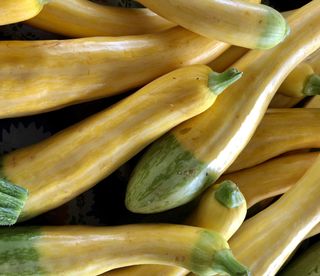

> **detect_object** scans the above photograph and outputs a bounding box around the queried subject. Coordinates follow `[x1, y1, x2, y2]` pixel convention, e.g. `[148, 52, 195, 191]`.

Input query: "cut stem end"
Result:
[215, 180, 245, 208]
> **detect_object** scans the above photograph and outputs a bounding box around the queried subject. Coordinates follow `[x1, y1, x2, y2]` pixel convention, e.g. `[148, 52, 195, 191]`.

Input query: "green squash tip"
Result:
[208, 68, 243, 95]
[303, 74, 320, 96]
[0, 178, 28, 225]
[214, 180, 245, 209]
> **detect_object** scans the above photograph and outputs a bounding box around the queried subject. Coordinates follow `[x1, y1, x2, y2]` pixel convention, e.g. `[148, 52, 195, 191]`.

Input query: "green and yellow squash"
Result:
[0, 65, 241, 225]
[0, 224, 250, 275]
[137, 0, 288, 49]
[125, 1, 320, 214]
[229, 154, 320, 275]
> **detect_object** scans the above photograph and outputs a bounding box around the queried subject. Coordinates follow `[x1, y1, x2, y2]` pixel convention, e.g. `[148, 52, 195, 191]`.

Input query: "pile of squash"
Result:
[0, 0, 320, 275]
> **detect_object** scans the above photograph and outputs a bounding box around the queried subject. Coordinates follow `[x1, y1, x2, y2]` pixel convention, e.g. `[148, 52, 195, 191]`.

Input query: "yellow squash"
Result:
[105, 180, 247, 276]
[269, 93, 303, 108]
[0, 0, 45, 25]
[221, 152, 319, 208]
[137, 0, 288, 49]
[125, 2, 320, 214]
[270, 62, 320, 107]
[229, 154, 320, 275]
[27, 0, 174, 37]
[0, 65, 241, 225]
[0, 224, 249, 276]
[0, 27, 228, 118]
[306, 223, 320, 239]
[227, 108, 320, 173]
[207, 46, 249, 73]
[304, 95, 320, 107]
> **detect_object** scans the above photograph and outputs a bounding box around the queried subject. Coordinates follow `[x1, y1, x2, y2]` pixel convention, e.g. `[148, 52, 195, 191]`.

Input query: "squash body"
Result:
[0, 27, 228, 118]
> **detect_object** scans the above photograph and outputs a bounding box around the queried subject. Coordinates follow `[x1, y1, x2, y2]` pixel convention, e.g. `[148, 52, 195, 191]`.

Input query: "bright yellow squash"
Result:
[137, 0, 288, 49]
[229, 154, 320, 275]
[0, 27, 229, 118]
[126, 2, 320, 214]
[105, 180, 247, 276]
[27, 0, 174, 37]
[221, 152, 319, 208]
[227, 108, 320, 173]
[0, 224, 250, 275]
[0, 65, 241, 225]
[0, 0, 46, 25]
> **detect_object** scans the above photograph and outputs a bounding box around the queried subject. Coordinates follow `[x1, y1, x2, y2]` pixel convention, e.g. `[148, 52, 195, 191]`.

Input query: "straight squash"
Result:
[229, 154, 320, 275]
[221, 152, 319, 208]
[0, 27, 228, 118]
[125, 1, 320, 214]
[27, 0, 174, 37]
[105, 180, 246, 276]
[137, 0, 288, 49]
[0, 0, 46, 25]
[0, 65, 241, 225]
[227, 108, 320, 173]
[0, 224, 250, 275]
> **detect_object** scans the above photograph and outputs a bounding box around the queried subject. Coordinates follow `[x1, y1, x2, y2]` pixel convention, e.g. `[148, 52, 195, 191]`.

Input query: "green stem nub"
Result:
[214, 249, 251, 276]
[208, 68, 243, 95]
[0, 178, 28, 225]
[215, 180, 245, 208]
[303, 74, 320, 96]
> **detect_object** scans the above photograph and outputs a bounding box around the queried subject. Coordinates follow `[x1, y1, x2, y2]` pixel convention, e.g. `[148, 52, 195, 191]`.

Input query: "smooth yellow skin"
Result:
[0, 0, 44, 25]
[304, 96, 320, 107]
[2, 65, 217, 221]
[278, 62, 315, 97]
[306, 223, 320, 239]
[37, 224, 228, 275]
[269, 93, 302, 108]
[138, 0, 285, 49]
[221, 152, 319, 208]
[208, 46, 249, 73]
[306, 47, 320, 74]
[106, 183, 246, 276]
[27, 0, 175, 37]
[227, 109, 320, 173]
[0, 27, 227, 118]
[167, 3, 320, 179]
[229, 154, 320, 275]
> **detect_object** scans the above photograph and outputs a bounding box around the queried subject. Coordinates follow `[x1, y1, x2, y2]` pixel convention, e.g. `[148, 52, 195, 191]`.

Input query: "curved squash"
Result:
[227, 108, 320, 173]
[0, 0, 45, 25]
[125, 2, 320, 214]
[105, 180, 246, 276]
[229, 154, 320, 275]
[0, 224, 249, 275]
[221, 152, 319, 208]
[0, 27, 228, 118]
[27, 0, 174, 37]
[0, 65, 241, 225]
[138, 0, 288, 49]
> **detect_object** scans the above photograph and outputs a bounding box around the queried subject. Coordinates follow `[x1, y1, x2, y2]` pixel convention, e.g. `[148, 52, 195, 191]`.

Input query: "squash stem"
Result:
[0, 178, 28, 225]
[303, 74, 320, 96]
[215, 180, 245, 208]
[208, 68, 243, 95]
[213, 249, 250, 276]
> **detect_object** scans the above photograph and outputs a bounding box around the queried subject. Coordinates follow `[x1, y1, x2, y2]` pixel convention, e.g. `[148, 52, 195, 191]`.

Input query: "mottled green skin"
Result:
[0, 160, 28, 225]
[304, 74, 320, 96]
[257, 7, 289, 49]
[125, 133, 218, 214]
[190, 230, 250, 276]
[279, 241, 320, 276]
[0, 227, 45, 275]
[215, 180, 245, 209]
